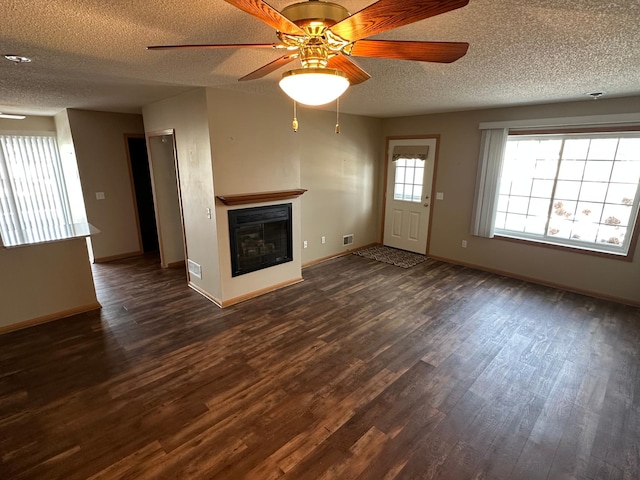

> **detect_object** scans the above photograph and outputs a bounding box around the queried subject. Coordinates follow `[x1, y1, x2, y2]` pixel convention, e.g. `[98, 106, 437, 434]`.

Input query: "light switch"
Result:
[96, 192, 105, 200]
[436, 192, 444, 200]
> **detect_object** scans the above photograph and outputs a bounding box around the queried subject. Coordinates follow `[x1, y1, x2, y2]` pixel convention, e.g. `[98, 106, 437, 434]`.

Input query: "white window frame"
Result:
[472, 115, 640, 259]
[392, 157, 425, 203]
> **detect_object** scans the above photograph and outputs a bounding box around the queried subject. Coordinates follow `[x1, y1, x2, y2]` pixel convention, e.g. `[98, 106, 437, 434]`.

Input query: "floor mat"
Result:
[353, 245, 427, 268]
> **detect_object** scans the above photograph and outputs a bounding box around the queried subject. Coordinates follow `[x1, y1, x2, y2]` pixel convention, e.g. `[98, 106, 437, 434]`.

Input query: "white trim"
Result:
[494, 231, 628, 257]
[479, 113, 640, 131]
[492, 132, 640, 257]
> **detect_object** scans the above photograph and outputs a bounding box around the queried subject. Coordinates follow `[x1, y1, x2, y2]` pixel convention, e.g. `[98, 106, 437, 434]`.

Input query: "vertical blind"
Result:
[0, 134, 74, 246]
[471, 128, 508, 238]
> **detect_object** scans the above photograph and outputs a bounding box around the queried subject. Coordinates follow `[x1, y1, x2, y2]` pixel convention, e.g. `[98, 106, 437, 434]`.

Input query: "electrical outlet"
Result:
[461, 240, 467, 248]
[303, 240, 308, 249]
[321, 236, 326, 244]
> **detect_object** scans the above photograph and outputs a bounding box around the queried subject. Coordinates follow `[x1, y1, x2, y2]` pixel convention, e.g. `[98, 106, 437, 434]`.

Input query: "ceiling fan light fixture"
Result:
[279, 68, 349, 106]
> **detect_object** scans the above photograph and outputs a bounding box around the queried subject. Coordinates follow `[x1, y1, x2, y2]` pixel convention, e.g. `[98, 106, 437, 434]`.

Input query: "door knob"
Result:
[424, 203, 429, 207]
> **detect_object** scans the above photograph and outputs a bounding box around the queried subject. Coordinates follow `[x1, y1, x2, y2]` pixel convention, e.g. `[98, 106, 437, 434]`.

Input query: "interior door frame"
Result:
[380, 134, 440, 255]
[145, 129, 189, 270]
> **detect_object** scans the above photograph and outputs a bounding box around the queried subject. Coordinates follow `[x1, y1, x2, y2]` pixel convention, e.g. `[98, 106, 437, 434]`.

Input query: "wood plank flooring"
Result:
[1, 253, 639, 479]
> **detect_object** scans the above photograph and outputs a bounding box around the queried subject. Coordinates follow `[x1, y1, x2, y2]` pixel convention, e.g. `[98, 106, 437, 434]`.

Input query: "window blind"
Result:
[0, 134, 74, 246]
[471, 128, 508, 238]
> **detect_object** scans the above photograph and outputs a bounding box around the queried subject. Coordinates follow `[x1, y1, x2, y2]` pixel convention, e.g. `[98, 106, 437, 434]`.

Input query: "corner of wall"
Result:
[142, 88, 223, 302]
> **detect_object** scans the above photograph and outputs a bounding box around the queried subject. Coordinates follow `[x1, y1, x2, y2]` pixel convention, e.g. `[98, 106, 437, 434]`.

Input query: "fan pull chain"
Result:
[335, 97, 340, 134]
[292, 101, 299, 133]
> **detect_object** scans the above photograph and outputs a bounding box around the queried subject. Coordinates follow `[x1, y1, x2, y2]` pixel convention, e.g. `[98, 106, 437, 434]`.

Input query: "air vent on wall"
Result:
[188, 259, 202, 279]
[343, 234, 354, 246]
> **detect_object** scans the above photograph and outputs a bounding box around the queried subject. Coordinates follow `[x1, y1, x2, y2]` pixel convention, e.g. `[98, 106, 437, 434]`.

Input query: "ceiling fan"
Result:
[148, 0, 470, 105]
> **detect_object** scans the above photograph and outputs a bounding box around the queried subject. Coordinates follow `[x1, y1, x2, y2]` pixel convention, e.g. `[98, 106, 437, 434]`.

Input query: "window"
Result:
[393, 158, 425, 202]
[0, 134, 85, 247]
[493, 131, 640, 256]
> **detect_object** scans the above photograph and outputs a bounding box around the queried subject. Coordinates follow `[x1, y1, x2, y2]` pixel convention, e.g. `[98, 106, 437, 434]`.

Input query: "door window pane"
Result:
[393, 157, 426, 202]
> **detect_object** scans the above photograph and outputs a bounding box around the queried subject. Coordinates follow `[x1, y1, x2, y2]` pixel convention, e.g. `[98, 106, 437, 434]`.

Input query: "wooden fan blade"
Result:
[239, 54, 298, 81]
[147, 43, 283, 51]
[350, 40, 469, 63]
[224, 0, 305, 36]
[329, 0, 469, 42]
[327, 55, 371, 85]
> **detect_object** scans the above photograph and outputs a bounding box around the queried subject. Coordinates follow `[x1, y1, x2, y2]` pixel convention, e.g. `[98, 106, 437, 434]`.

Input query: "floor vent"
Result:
[343, 234, 354, 246]
[188, 259, 202, 279]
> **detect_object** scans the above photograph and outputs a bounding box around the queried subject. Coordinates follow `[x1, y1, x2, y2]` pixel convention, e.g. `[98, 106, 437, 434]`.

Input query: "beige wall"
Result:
[206, 88, 302, 302]
[142, 89, 221, 300]
[205, 88, 382, 302]
[299, 108, 383, 263]
[143, 87, 382, 305]
[0, 238, 99, 329]
[0, 114, 99, 330]
[0, 115, 55, 133]
[66, 109, 145, 261]
[206, 88, 301, 195]
[382, 96, 640, 304]
[2, 91, 635, 331]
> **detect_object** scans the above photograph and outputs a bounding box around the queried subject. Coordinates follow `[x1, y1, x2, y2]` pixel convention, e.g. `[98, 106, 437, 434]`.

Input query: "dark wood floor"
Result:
[1, 253, 639, 479]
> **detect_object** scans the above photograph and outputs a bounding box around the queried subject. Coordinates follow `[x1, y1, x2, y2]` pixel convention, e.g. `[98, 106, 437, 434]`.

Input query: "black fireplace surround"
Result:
[228, 203, 293, 277]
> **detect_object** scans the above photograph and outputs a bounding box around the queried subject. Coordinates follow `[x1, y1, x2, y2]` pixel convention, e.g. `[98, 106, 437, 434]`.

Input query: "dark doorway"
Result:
[126, 136, 159, 253]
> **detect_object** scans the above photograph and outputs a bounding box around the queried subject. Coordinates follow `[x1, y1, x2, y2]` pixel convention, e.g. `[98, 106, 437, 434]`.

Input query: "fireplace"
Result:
[228, 203, 293, 277]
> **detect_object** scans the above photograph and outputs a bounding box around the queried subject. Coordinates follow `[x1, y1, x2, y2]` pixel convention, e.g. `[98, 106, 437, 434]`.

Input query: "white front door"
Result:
[383, 138, 436, 254]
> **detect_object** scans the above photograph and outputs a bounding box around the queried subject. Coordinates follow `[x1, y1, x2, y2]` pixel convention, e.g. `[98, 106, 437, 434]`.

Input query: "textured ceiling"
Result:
[1, 0, 639, 118]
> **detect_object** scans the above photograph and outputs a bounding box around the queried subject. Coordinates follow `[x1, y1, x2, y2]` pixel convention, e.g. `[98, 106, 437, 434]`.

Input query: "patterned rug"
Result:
[353, 245, 427, 268]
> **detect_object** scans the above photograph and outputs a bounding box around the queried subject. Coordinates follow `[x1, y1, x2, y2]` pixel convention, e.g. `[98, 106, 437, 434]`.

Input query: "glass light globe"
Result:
[279, 68, 349, 106]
